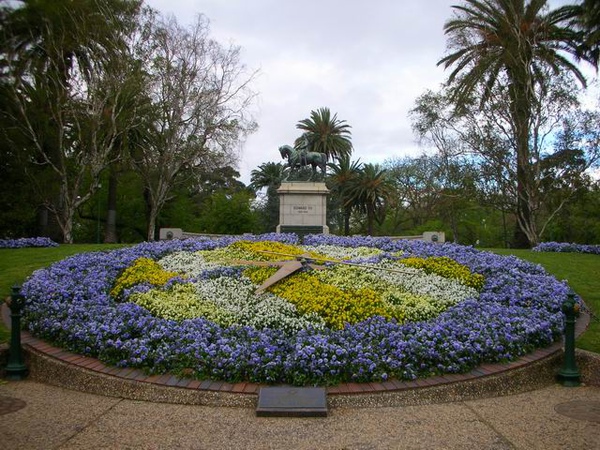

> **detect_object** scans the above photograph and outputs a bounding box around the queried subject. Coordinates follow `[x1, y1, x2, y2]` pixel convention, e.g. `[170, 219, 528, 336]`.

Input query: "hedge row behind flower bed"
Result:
[21, 233, 571, 385]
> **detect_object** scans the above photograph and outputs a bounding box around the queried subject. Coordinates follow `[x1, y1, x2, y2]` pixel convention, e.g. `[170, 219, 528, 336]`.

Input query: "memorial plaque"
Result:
[256, 386, 328, 417]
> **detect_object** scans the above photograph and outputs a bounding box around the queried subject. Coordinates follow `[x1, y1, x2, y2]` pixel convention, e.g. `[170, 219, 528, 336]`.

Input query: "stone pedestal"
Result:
[276, 182, 329, 236]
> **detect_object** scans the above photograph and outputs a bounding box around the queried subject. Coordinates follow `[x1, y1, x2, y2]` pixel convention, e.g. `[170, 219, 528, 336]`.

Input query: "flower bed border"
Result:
[1, 301, 591, 407]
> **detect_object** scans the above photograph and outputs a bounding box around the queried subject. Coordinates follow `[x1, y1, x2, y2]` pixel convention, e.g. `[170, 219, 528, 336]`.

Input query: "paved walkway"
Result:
[2, 305, 599, 449]
[1, 380, 599, 449]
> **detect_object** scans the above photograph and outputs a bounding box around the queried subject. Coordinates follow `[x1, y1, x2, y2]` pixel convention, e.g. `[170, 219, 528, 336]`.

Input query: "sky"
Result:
[144, 0, 584, 184]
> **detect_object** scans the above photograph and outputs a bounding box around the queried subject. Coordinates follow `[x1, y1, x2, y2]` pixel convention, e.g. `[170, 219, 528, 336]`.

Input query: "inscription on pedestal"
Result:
[277, 182, 329, 235]
[292, 205, 313, 214]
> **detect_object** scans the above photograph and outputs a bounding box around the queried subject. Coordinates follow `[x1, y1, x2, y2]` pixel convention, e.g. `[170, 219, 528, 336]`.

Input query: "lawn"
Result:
[0, 244, 598, 356]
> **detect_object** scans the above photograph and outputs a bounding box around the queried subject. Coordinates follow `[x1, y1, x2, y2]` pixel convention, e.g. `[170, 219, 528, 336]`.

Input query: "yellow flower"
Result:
[111, 258, 181, 299]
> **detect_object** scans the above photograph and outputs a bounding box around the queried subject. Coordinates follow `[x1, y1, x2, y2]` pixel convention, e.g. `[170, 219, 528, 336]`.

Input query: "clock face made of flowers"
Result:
[110, 240, 439, 329]
[20, 234, 569, 385]
[229, 250, 413, 294]
[228, 252, 325, 293]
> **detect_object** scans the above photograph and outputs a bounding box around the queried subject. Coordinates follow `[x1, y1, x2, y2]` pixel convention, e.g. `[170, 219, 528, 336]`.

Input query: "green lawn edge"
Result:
[0, 245, 598, 355]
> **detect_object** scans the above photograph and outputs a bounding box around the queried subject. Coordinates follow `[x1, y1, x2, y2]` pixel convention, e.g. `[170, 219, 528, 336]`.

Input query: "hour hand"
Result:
[256, 260, 304, 293]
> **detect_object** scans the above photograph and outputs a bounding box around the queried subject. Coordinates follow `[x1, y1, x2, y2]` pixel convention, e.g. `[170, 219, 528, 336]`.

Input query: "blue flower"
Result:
[533, 242, 600, 255]
[0, 237, 59, 248]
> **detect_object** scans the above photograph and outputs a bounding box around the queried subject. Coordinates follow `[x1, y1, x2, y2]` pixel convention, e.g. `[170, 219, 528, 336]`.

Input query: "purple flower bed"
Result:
[533, 242, 600, 255]
[0, 237, 59, 248]
[21, 233, 570, 385]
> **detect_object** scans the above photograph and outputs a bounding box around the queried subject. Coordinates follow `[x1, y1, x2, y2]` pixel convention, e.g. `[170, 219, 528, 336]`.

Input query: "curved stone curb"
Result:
[1, 302, 594, 408]
[575, 348, 600, 387]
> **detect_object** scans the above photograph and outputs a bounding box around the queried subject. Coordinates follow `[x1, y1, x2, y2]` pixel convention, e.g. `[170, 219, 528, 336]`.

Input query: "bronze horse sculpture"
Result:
[279, 145, 326, 179]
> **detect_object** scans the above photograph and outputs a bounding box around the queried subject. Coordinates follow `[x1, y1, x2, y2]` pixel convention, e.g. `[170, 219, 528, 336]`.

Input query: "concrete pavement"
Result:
[1, 380, 599, 450]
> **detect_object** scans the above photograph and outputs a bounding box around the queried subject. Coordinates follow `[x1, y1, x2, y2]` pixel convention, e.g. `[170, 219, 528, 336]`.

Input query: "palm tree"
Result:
[437, 0, 595, 247]
[250, 162, 286, 232]
[563, 0, 600, 65]
[250, 162, 286, 191]
[346, 163, 393, 236]
[327, 155, 362, 235]
[3, 0, 141, 87]
[295, 107, 353, 163]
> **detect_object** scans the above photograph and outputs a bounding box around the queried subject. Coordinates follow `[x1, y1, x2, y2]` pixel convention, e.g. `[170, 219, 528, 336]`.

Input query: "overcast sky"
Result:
[145, 0, 581, 184]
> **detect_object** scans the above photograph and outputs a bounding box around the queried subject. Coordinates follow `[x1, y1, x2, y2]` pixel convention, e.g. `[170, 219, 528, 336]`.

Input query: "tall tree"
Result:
[101, 54, 151, 243]
[346, 163, 393, 236]
[131, 13, 257, 241]
[562, 0, 600, 65]
[437, 0, 595, 247]
[295, 107, 353, 164]
[385, 155, 444, 231]
[0, 0, 143, 243]
[327, 155, 362, 235]
[411, 73, 600, 246]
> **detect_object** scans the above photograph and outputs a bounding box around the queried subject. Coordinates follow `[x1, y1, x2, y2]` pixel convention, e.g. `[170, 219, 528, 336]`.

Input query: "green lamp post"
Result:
[557, 292, 580, 387]
[5, 285, 27, 380]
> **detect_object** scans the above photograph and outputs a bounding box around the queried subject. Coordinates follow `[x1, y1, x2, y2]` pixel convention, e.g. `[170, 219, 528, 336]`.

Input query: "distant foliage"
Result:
[533, 242, 600, 255]
[0, 237, 58, 249]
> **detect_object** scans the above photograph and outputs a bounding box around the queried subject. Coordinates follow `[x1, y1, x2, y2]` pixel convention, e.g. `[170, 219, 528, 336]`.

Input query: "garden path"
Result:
[1, 380, 599, 449]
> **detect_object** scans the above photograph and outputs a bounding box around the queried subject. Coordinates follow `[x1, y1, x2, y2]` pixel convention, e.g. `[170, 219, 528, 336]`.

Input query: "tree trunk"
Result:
[147, 208, 158, 242]
[58, 206, 75, 244]
[366, 204, 375, 236]
[144, 187, 157, 241]
[343, 206, 351, 235]
[502, 209, 509, 248]
[509, 73, 536, 249]
[513, 171, 532, 248]
[104, 166, 118, 243]
[37, 204, 63, 242]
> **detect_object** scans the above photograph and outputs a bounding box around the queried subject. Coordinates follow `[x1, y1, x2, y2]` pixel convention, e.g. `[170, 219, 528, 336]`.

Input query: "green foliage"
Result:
[541, 182, 600, 245]
[197, 191, 258, 234]
[159, 188, 203, 234]
[345, 163, 394, 235]
[295, 107, 352, 163]
[326, 155, 362, 235]
[249, 162, 285, 233]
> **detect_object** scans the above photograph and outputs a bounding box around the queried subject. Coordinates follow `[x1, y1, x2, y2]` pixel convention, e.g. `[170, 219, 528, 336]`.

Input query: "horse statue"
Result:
[279, 144, 326, 180]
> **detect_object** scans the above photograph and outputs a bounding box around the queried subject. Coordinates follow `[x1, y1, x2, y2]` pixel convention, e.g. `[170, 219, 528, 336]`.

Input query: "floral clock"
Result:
[21, 233, 569, 385]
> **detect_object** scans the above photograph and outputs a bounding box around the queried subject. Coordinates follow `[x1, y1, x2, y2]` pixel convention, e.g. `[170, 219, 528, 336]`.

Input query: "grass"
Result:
[0, 244, 598, 355]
